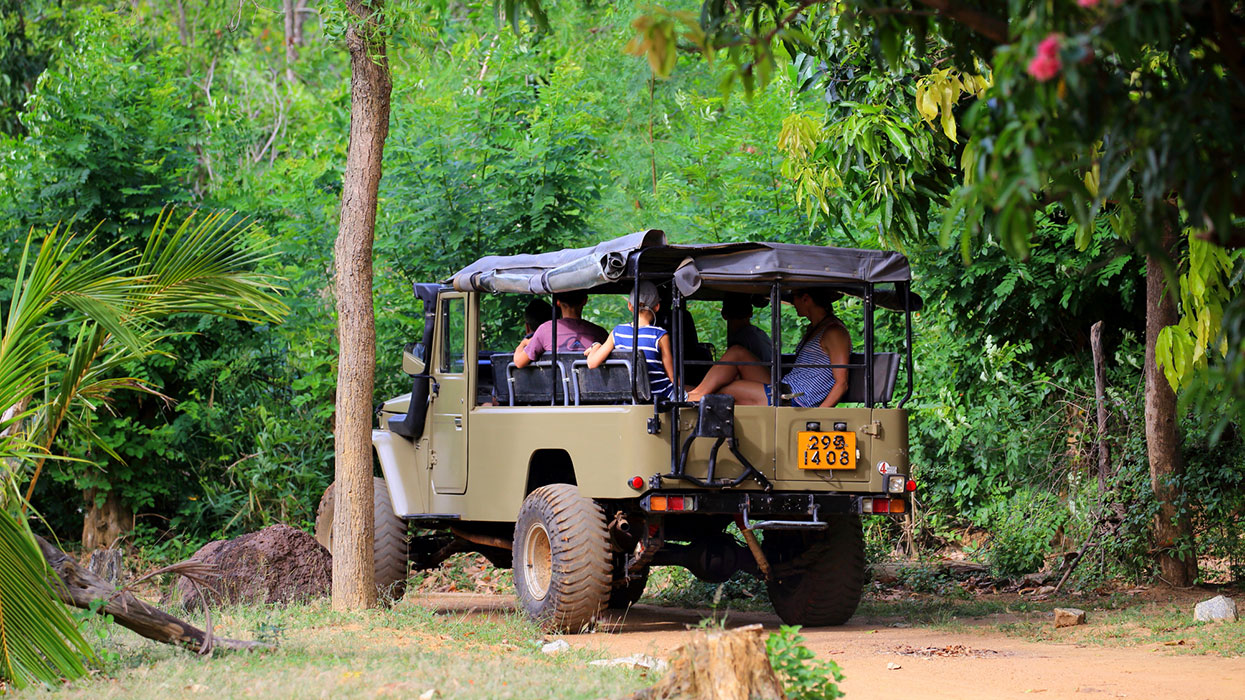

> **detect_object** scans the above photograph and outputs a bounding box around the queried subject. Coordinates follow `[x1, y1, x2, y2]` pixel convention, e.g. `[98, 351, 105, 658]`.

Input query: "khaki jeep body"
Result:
[348, 232, 919, 630]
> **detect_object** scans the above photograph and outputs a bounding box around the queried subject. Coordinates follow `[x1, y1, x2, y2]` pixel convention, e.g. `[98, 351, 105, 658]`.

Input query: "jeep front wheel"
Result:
[512, 484, 611, 631]
[315, 478, 409, 599]
[763, 515, 866, 626]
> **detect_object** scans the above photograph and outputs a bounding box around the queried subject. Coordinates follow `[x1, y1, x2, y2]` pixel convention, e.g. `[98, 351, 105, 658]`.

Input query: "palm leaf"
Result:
[0, 506, 97, 689]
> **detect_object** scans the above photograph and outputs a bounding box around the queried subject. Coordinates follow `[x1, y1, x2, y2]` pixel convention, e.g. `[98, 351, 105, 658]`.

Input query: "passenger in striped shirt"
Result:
[686, 288, 850, 407]
[584, 281, 680, 401]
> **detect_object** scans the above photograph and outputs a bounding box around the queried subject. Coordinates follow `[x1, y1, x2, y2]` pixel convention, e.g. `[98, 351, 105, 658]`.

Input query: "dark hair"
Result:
[523, 298, 554, 329]
[793, 287, 844, 351]
[721, 294, 757, 320]
[552, 290, 588, 308]
[793, 287, 843, 310]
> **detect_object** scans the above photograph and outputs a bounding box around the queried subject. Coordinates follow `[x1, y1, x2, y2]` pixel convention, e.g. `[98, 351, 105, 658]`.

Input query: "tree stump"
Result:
[631, 624, 786, 700]
[86, 547, 124, 587]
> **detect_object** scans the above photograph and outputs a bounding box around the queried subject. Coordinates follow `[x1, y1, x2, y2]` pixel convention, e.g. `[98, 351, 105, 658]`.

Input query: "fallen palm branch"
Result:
[35, 536, 267, 653]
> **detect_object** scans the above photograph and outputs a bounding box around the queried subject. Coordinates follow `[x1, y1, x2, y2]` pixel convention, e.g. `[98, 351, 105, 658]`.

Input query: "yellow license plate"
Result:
[797, 431, 856, 470]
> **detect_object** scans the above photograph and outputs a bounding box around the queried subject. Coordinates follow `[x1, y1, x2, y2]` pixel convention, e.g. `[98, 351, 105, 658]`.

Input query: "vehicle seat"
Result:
[842, 352, 900, 406]
[506, 357, 574, 406]
[571, 351, 653, 404]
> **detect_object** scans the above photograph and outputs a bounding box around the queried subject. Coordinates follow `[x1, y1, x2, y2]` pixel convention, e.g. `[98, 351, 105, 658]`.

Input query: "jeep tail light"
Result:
[650, 496, 667, 511]
[863, 497, 893, 514]
[889, 499, 905, 514]
[667, 496, 694, 511]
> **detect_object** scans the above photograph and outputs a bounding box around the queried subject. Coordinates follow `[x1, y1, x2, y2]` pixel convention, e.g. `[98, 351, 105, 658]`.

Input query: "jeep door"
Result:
[430, 292, 470, 494]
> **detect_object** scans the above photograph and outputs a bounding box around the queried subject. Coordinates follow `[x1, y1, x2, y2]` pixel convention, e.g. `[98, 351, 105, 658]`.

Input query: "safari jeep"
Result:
[315, 231, 920, 631]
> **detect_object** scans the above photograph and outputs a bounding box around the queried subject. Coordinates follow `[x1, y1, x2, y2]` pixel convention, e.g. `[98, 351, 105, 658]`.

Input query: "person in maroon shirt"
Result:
[513, 290, 608, 367]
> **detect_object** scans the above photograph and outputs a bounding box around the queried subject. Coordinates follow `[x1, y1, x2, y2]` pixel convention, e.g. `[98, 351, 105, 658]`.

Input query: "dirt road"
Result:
[414, 593, 1245, 700]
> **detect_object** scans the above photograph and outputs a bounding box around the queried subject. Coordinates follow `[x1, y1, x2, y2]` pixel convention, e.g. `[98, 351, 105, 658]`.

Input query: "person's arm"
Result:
[818, 326, 851, 407]
[658, 333, 676, 384]
[514, 330, 543, 368]
[585, 334, 616, 368]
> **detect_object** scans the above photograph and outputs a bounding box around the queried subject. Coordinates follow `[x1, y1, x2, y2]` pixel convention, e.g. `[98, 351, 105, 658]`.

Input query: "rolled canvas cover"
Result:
[450, 229, 666, 294]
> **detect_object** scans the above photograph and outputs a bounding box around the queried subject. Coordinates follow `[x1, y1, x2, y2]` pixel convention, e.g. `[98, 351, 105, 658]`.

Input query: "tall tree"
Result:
[333, 0, 392, 610]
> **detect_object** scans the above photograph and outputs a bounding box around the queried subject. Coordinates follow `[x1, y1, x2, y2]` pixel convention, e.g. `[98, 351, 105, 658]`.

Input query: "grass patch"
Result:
[15, 598, 652, 699]
[996, 598, 1245, 656]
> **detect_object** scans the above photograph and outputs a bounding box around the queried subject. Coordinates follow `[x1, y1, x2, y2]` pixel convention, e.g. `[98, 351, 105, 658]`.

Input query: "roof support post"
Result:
[769, 284, 781, 401]
[864, 284, 875, 409]
[900, 281, 914, 409]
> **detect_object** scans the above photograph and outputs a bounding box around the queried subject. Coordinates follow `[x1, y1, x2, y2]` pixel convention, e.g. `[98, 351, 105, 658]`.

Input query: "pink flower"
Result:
[1028, 34, 1063, 82]
[1077, 0, 1098, 7]
[1037, 34, 1061, 59]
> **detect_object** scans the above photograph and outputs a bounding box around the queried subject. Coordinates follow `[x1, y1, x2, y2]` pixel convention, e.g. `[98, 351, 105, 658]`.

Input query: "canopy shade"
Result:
[447, 233, 920, 310]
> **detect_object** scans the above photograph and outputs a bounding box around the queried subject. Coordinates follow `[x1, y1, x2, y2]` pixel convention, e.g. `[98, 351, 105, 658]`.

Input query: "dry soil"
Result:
[412, 592, 1245, 700]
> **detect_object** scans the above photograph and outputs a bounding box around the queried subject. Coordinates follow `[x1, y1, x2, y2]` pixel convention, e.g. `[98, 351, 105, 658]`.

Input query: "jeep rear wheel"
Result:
[315, 478, 409, 599]
[763, 515, 865, 627]
[513, 484, 611, 631]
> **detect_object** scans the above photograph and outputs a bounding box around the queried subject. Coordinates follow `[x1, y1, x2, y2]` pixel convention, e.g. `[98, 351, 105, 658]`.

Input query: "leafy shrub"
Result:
[765, 625, 844, 700]
[986, 490, 1068, 579]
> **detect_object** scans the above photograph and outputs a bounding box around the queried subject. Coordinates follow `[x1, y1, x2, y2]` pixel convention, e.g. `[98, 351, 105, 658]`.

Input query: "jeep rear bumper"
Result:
[639, 490, 907, 528]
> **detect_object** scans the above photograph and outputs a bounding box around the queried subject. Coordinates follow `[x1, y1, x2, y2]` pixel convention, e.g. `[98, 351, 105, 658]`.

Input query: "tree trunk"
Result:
[81, 487, 134, 550]
[1145, 224, 1198, 586]
[332, 0, 392, 611]
[1090, 321, 1109, 492]
[283, 0, 309, 82]
[36, 535, 266, 653]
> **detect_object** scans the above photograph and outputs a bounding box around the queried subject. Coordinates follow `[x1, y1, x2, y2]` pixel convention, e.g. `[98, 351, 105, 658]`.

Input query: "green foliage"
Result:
[0, 505, 97, 689]
[985, 490, 1067, 579]
[0, 10, 196, 244]
[765, 625, 844, 700]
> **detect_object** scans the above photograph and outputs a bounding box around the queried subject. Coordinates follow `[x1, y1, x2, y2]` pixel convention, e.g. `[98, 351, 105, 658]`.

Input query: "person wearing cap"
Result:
[584, 281, 680, 401]
[686, 288, 849, 407]
[514, 290, 608, 368]
[721, 293, 772, 364]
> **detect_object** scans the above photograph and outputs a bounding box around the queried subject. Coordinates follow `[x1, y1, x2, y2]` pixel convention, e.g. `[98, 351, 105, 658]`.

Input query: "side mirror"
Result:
[403, 342, 426, 376]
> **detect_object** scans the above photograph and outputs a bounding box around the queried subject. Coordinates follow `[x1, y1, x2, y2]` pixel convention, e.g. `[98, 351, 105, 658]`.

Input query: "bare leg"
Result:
[687, 346, 770, 401]
[719, 379, 769, 406]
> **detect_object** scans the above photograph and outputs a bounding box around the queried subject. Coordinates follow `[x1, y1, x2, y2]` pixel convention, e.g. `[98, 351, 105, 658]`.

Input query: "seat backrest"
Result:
[508, 358, 573, 405]
[489, 353, 514, 404]
[572, 352, 652, 404]
[842, 352, 901, 406]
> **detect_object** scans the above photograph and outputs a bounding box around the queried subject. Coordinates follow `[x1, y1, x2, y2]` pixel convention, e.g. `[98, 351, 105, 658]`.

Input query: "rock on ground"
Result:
[1193, 595, 1238, 622]
[178, 524, 331, 609]
[1054, 608, 1087, 628]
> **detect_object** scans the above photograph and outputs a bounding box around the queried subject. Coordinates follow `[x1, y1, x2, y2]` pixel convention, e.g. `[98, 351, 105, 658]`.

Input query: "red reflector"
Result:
[668, 496, 685, 511]
[906, 479, 917, 492]
[629, 476, 644, 490]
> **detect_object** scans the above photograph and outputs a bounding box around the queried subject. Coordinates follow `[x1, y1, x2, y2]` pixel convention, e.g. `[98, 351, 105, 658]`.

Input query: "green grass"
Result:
[996, 599, 1245, 656]
[14, 599, 652, 699]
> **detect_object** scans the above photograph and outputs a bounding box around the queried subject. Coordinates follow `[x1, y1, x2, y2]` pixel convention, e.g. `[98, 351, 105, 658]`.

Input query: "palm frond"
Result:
[0, 506, 96, 689]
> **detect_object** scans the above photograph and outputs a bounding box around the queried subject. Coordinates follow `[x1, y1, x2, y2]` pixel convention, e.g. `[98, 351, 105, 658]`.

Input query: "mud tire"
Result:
[314, 478, 409, 600]
[763, 515, 865, 627]
[513, 484, 611, 631]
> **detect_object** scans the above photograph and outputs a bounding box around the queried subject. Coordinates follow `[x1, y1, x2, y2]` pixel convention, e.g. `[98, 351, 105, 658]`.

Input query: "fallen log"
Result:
[36, 535, 268, 653]
[630, 624, 785, 700]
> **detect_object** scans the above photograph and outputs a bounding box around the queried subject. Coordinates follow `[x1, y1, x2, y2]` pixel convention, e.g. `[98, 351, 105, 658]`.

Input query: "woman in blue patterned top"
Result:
[584, 281, 679, 401]
[686, 288, 850, 407]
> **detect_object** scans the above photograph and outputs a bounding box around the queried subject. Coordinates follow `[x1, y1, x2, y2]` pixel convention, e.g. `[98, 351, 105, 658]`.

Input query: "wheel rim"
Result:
[523, 521, 553, 601]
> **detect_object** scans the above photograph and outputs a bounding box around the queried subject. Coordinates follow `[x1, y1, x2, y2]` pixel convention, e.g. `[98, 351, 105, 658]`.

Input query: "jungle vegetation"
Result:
[0, 0, 1241, 685]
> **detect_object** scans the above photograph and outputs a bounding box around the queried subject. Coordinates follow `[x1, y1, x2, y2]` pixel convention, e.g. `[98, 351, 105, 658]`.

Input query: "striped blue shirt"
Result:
[611, 323, 675, 400]
[783, 326, 837, 407]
